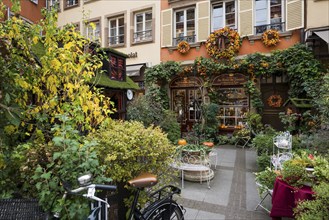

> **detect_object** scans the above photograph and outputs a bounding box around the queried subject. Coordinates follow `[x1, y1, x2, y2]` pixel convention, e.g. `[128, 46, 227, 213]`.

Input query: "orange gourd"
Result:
[178, 139, 187, 146]
[203, 142, 214, 148]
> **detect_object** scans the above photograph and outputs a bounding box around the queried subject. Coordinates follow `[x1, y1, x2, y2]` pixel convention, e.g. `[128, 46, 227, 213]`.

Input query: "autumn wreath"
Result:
[262, 29, 280, 47]
[177, 40, 190, 54]
[205, 26, 241, 60]
[267, 95, 283, 107]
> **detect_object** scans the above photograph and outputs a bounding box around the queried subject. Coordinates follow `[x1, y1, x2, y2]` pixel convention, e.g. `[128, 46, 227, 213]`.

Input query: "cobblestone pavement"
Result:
[174, 145, 273, 220]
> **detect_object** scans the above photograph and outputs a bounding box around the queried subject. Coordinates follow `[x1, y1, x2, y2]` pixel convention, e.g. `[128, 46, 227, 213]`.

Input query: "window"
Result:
[110, 55, 125, 81]
[48, 0, 60, 10]
[255, 0, 283, 34]
[109, 17, 124, 46]
[85, 21, 100, 42]
[134, 10, 152, 42]
[212, 1, 236, 31]
[65, 0, 78, 8]
[174, 8, 195, 45]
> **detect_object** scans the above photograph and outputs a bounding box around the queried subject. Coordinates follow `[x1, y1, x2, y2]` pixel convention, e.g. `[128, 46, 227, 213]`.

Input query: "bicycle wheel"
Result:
[145, 201, 184, 220]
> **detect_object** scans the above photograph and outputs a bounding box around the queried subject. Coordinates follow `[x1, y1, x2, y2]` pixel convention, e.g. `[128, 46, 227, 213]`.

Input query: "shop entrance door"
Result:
[172, 88, 202, 132]
[260, 74, 289, 130]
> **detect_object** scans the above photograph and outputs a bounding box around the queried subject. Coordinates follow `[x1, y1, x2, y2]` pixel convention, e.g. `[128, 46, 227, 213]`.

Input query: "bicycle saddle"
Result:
[128, 172, 158, 188]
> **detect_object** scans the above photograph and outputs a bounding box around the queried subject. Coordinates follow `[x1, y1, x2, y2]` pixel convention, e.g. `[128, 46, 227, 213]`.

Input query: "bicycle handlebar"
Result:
[63, 183, 117, 194]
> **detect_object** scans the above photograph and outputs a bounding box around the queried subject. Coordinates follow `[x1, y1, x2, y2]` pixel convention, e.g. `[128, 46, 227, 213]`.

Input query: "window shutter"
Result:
[238, 0, 253, 36]
[197, 1, 210, 42]
[286, 0, 304, 31]
[161, 9, 172, 47]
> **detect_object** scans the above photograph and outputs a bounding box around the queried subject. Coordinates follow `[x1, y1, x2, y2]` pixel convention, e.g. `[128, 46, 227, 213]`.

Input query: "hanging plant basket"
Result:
[262, 29, 280, 47]
[177, 41, 190, 54]
[205, 26, 241, 60]
[267, 94, 283, 107]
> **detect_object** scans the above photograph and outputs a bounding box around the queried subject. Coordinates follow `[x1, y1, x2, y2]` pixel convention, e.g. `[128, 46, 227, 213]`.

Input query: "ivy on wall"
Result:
[146, 44, 325, 113]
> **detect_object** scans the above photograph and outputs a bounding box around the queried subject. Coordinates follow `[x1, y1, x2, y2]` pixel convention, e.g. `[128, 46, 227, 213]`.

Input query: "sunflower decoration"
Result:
[267, 95, 283, 107]
[205, 26, 241, 60]
[262, 29, 280, 47]
[177, 40, 191, 54]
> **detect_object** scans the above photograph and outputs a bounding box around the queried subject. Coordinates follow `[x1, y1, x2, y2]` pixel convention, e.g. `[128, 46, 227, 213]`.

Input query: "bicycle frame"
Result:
[128, 185, 184, 220]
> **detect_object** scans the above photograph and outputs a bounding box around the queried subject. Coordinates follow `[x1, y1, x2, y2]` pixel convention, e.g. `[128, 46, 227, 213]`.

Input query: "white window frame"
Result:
[254, 0, 284, 31]
[86, 21, 100, 42]
[30, 0, 38, 4]
[66, 0, 79, 7]
[174, 7, 196, 42]
[134, 10, 152, 42]
[109, 16, 125, 46]
[211, 0, 237, 32]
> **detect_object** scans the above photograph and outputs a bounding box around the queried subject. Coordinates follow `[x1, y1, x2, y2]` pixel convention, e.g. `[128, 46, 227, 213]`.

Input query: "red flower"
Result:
[308, 154, 314, 160]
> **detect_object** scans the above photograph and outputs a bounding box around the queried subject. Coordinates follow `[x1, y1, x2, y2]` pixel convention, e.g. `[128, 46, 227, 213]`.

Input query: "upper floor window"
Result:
[134, 10, 152, 42]
[255, 0, 283, 34]
[110, 55, 125, 81]
[109, 17, 124, 46]
[48, 0, 60, 10]
[65, 0, 79, 8]
[174, 8, 195, 46]
[212, 1, 236, 31]
[85, 21, 100, 43]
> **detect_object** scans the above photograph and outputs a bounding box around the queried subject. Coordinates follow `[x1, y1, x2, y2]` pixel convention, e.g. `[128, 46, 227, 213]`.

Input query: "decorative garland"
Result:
[267, 95, 283, 107]
[262, 29, 280, 47]
[177, 41, 190, 54]
[205, 26, 241, 60]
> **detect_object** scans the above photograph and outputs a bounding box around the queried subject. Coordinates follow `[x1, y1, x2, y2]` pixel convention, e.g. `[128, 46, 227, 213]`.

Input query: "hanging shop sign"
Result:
[212, 73, 247, 86]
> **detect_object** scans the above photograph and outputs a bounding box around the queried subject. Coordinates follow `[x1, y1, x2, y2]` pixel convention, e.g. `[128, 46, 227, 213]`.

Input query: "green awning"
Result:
[93, 72, 139, 90]
[283, 98, 313, 108]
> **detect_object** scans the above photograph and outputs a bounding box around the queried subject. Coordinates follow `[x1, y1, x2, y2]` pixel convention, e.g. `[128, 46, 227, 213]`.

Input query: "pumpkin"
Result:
[178, 139, 187, 146]
[203, 142, 214, 148]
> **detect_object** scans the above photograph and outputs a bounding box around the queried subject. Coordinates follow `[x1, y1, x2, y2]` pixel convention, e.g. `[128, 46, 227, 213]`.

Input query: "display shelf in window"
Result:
[217, 87, 248, 130]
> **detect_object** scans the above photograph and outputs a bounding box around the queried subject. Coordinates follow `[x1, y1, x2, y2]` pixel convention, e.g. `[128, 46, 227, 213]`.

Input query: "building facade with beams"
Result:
[160, 0, 304, 131]
[52, 0, 157, 119]
[54, 0, 162, 95]
[2, 0, 46, 23]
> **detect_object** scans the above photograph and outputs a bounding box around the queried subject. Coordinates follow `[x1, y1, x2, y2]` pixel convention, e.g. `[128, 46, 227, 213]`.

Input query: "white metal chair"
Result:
[254, 182, 273, 213]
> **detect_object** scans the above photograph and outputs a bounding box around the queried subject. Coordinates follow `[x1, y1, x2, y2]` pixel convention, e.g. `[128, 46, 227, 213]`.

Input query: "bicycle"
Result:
[56, 172, 185, 220]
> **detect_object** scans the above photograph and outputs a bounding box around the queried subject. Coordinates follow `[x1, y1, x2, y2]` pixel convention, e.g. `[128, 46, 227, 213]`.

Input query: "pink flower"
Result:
[308, 154, 314, 160]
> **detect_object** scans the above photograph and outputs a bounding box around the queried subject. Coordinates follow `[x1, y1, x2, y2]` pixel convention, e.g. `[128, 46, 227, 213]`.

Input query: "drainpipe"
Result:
[302, 0, 307, 43]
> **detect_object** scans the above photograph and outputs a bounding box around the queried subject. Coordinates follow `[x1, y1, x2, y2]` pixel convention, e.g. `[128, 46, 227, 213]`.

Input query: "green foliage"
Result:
[127, 95, 180, 144]
[256, 153, 271, 171]
[294, 182, 329, 220]
[180, 144, 212, 155]
[254, 167, 278, 194]
[244, 112, 264, 134]
[145, 61, 182, 85]
[279, 111, 320, 134]
[244, 80, 263, 113]
[192, 103, 220, 142]
[315, 72, 329, 124]
[159, 110, 181, 144]
[0, 7, 113, 142]
[298, 131, 329, 155]
[272, 44, 324, 99]
[251, 128, 277, 156]
[92, 119, 175, 184]
[13, 115, 110, 219]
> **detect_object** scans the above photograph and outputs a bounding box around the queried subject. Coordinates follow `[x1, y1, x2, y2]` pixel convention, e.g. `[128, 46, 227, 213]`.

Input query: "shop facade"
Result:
[170, 72, 249, 133]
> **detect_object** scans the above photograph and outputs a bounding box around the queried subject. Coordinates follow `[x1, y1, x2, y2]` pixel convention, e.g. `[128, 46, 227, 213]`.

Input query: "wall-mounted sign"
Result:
[127, 52, 138, 58]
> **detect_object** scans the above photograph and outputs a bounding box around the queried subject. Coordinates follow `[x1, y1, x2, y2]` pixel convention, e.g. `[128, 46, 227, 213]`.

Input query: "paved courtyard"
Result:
[174, 145, 273, 220]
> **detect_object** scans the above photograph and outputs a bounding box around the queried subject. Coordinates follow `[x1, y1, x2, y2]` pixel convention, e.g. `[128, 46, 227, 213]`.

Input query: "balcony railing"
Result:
[173, 35, 196, 46]
[255, 22, 285, 35]
[134, 30, 152, 42]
